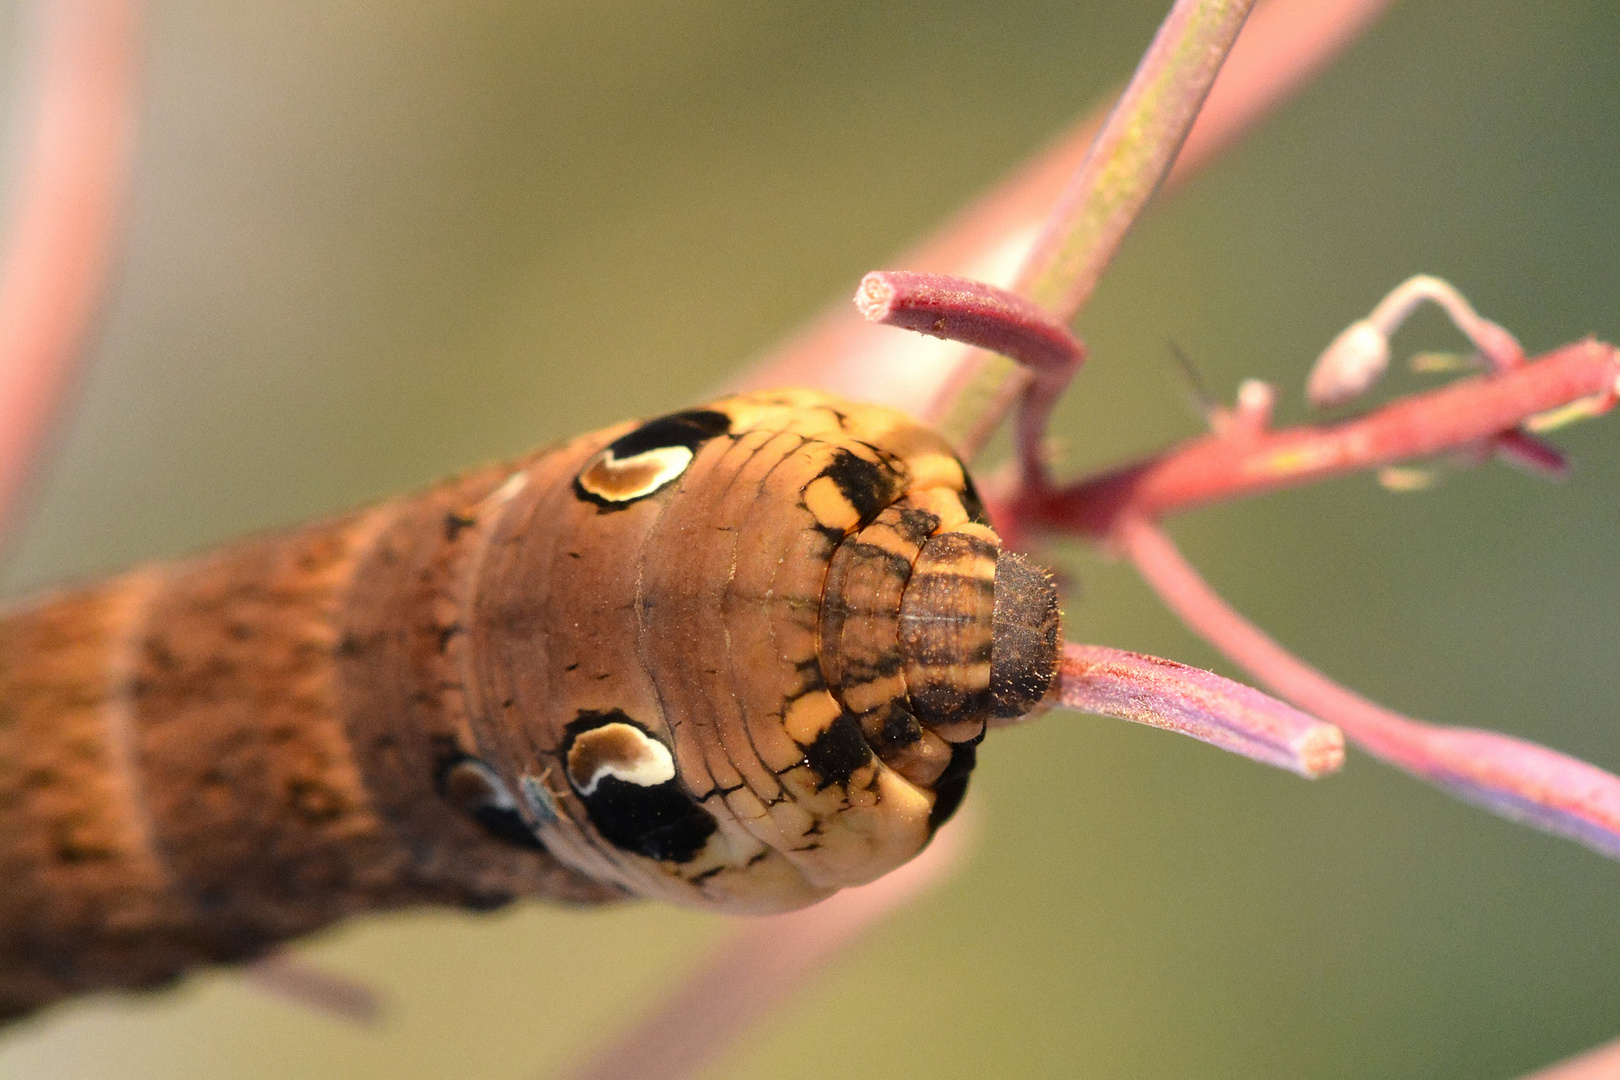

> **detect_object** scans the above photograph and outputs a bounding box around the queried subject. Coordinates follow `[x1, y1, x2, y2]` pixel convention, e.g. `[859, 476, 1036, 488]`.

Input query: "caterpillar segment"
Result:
[0, 388, 1061, 1019]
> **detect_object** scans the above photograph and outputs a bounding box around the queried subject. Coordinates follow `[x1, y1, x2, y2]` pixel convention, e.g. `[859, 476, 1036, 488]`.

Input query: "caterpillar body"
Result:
[0, 389, 1061, 1021]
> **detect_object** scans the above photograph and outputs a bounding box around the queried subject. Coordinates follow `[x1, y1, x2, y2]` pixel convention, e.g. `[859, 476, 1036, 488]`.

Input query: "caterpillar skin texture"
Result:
[0, 389, 1061, 1020]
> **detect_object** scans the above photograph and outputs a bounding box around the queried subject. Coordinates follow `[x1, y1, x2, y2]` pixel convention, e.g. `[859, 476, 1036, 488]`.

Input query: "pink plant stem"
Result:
[856, 271, 1085, 487]
[1029, 339, 1620, 538]
[1015, 0, 1255, 321]
[1519, 1034, 1620, 1080]
[1053, 643, 1343, 777]
[1118, 515, 1620, 859]
[559, 809, 974, 1080]
[0, 0, 143, 545]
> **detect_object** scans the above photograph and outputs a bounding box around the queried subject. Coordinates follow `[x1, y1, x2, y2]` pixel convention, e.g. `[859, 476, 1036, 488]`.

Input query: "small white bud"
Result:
[1307, 319, 1389, 408]
[1235, 378, 1275, 417]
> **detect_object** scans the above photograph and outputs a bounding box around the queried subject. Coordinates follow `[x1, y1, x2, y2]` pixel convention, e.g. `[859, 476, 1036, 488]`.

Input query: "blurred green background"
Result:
[1, 1, 1618, 1077]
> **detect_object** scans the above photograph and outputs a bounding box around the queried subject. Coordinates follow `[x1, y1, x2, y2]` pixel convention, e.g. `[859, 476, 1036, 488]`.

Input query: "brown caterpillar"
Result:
[0, 388, 1061, 1021]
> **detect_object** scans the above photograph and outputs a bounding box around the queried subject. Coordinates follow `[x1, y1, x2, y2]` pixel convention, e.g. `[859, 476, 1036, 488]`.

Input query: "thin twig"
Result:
[1118, 515, 1620, 860]
[245, 952, 383, 1026]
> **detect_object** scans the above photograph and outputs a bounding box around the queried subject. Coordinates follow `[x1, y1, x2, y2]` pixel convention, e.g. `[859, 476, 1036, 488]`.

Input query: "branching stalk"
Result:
[930, 0, 1256, 457]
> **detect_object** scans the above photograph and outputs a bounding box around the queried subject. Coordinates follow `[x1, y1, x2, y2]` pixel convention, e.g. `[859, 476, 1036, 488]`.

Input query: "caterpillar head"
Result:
[462, 390, 1060, 912]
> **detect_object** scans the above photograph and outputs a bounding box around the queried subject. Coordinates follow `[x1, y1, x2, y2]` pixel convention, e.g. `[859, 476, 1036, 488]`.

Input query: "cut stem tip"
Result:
[1055, 642, 1344, 779]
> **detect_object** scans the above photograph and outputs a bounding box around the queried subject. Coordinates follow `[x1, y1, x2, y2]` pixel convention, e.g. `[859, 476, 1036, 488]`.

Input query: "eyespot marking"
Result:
[566, 721, 676, 795]
[562, 710, 718, 863]
[576, 445, 694, 505]
[607, 409, 730, 458]
[574, 408, 731, 508]
[440, 756, 545, 851]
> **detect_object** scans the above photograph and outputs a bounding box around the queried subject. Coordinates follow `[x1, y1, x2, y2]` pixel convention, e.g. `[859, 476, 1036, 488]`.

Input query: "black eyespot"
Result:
[440, 756, 547, 852]
[606, 409, 731, 459]
[574, 409, 732, 510]
[561, 710, 718, 864]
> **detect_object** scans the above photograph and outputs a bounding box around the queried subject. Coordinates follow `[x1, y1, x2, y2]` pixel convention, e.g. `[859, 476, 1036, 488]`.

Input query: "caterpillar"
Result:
[0, 387, 1061, 1022]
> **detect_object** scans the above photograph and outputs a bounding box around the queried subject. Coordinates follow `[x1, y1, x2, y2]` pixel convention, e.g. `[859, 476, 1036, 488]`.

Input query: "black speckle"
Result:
[562, 710, 718, 863]
[927, 741, 978, 832]
[564, 662, 580, 672]
[897, 507, 942, 544]
[820, 449, 903, 526]
[877, 706, 924, 750]
[444, 511, 477, 541]
[812, 522, 847, 551]
[803, 712, 873, 789]
[437, 622, 462, 652]
[464, 891, 517, 912]
[958, 467, 990, 524]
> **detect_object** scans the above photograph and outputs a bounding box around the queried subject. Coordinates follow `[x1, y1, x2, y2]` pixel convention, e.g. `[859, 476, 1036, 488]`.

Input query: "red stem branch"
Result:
[1118, 515, 1620, 860]
[1025, 338, 1619, 538]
